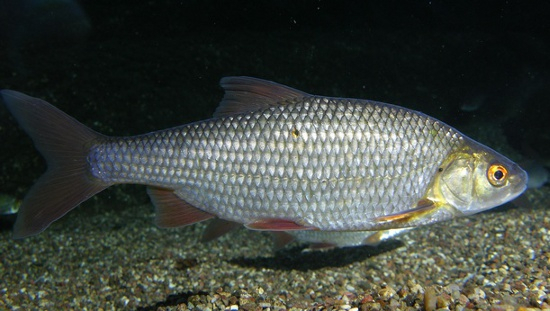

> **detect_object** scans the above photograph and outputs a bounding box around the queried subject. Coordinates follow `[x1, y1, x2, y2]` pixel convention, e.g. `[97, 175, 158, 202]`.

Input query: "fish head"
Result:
[437, 142, 528, 216]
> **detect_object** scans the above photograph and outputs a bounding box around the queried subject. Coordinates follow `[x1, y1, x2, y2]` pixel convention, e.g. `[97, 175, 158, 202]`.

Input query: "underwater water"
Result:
[0, 1, 549, 309]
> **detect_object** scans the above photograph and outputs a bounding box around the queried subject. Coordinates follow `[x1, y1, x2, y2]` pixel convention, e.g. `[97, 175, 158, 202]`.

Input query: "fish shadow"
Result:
[135, 241, 404, 310]
[228, 239, 404, 271]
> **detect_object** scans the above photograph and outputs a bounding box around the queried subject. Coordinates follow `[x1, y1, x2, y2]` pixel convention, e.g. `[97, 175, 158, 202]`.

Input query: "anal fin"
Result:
[147, 187, 214, 228]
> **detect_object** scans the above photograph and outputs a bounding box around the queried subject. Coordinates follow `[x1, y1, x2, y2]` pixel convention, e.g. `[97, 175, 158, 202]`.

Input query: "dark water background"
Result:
[0, 0, 549, 206]
[0, 2, 549, 310]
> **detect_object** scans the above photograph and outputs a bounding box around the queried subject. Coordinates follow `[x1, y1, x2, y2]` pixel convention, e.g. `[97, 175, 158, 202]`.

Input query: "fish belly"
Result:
[88, 97, 461, 230]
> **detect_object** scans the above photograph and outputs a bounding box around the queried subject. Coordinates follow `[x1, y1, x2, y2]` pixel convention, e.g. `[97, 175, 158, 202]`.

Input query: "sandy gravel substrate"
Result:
[0, 186, 548, 310]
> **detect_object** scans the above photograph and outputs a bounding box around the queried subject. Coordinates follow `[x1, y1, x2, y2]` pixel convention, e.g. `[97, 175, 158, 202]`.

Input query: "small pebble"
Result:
[424, 287, 437, 311]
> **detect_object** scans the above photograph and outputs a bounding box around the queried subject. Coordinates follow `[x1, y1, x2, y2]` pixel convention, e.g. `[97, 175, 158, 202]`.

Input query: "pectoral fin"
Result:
[375, 199, 436, 224]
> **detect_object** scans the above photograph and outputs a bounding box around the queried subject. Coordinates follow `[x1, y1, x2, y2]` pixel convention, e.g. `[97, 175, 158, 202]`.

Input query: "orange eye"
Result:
[487, 164, 508, 187]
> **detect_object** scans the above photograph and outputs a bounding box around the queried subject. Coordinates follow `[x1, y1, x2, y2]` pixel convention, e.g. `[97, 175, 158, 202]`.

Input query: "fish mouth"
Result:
[510, 166, 529, 198]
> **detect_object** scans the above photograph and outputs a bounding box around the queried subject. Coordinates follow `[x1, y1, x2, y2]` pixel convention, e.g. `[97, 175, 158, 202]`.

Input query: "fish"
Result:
[1, 77, 528, 239]
[201, 218, 410, 249]
[278, 228, 412, 249]
[0, 194, 21, 215]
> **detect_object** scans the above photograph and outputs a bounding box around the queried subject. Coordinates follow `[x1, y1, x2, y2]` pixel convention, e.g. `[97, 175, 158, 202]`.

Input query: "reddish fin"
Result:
[214, 76, 310, 117]
[1, 90, 110, 239]
[147, 187, 214, 228]
[375, 199, 436, 224]
[271, 232, 296, 249]
[201, 218, 241, 242]
[245, 218, 317, 231]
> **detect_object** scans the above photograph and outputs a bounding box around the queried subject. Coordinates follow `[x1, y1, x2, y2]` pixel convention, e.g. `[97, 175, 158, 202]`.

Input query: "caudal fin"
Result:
[1, 90, 110, 238]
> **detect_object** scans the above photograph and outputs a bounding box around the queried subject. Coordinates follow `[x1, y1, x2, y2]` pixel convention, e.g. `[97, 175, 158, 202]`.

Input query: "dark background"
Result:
[1, 0, 549, 204]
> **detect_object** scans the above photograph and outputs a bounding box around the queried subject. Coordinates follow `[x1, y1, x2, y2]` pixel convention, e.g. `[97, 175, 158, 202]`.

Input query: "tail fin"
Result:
[1, 90, 110, 238]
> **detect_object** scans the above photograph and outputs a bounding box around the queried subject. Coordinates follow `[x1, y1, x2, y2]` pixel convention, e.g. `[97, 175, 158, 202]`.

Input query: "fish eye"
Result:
[487, 164, 508, 187]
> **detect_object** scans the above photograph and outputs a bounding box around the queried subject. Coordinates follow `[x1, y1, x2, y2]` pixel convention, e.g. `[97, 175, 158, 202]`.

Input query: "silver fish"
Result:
[200, 219, 409, 249]
[1, 77, 527, 239]
[272, 228, 413, 250]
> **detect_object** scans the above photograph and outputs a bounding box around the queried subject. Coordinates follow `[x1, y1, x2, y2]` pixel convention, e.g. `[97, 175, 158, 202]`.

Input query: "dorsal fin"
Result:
[213, 76, 310, 117]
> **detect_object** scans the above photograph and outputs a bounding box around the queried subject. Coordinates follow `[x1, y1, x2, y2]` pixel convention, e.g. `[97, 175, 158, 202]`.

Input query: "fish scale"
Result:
[87, 96, 460, 230]
[1, 77, 527, 238]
